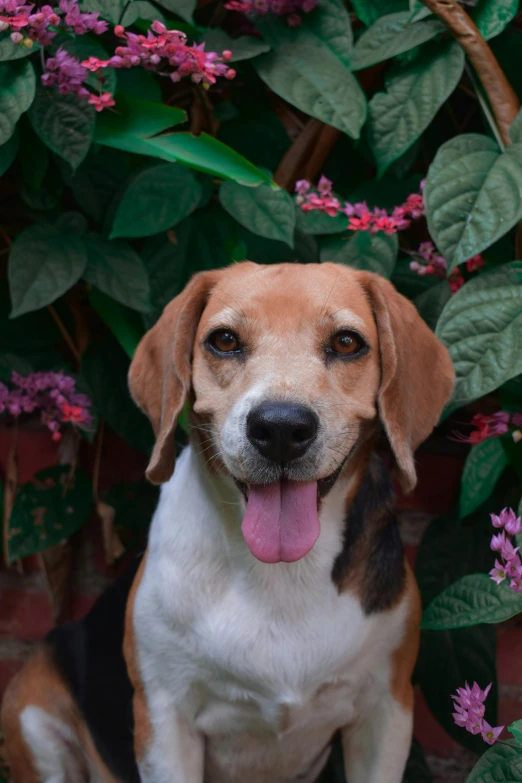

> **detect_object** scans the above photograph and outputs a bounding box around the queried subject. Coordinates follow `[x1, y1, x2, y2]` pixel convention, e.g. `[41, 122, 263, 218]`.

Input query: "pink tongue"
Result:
[241, 481, 320, 563]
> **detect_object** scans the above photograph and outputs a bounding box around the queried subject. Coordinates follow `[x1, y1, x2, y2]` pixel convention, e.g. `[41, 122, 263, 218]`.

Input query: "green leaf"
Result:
[79, 0, 125, 23]
[202, 29, 271, 62]
[300, 0, 353, 67]
[154, 0, 196, 23]
[368, 40, 464, 176]
[144, 133, 273, 185]
[466, 741, 522, 782]
[121, 0, 165, 25]
[88, 288, 144, 358]
[116, 68, 161, 102]
[320, 231, 398, 278]
[351, 12, 444, 71]
[459, 438, 508, 519]
[0, 129, 18, 177]
[424, 134, 522, 271]
[509, 720, 522, 744]
[29, 87, 95, 171]
[0, 31, 38, 61]
[219, 182, 295, 246]
[18, 119, 49, 191]
[81, 333, 154, 453]
[94, 93, 186, 157]
[254, 20, 366, 139]
[510, 107, 522, 145]
[403, 740, 432, 783]
[472, 0, 519, 41]
[56, 211, 88, 236]
[142, 224, 192, 325]
[8, 224, 88, 317]
[436, 262, 522, 409]
[415, 516, 498, 753]
[110, 163, 202, 239]
[67, 146, 129, 224]
[7, 466, 91, 563]
[351, 0, 408, 26]
[0, 59, 35, 146]
[413, 279, 451, 331]
[422, 573, 522, 630]
[83, 234, 151, 312]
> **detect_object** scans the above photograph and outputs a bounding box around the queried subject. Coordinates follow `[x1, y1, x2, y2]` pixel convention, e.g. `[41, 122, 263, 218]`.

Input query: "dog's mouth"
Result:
[232, 458, 348, 565]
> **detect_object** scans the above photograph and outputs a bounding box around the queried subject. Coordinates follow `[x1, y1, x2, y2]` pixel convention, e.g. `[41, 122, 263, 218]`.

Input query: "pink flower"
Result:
[491, 531, 507, 553]
[502, 508, 522, 536]
[449, 270, 465, 294]
[317, 175, 333, 195]
[466, 255, 485, 273]
[500, 537, 520, 562]
[88, 91, 115, 111]
[489, 559, 507, 585]
[0, 371, 93, 438]
[224, 0, 315, 25]
[452, 682, 502, 745]
[509, 575, 522, 592]
[454, 412, 510, 445]
[481, 721, 504, 745]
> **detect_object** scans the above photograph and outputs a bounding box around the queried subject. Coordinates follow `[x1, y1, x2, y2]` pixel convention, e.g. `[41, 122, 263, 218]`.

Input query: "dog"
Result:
[2, 262, 455, 783]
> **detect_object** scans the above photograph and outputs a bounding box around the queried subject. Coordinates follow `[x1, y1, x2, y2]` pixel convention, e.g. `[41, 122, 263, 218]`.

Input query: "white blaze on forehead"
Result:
[326, 308, 368, 333]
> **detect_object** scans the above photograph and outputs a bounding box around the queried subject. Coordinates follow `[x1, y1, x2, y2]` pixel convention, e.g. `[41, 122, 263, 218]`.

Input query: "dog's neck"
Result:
[151, 440, 403, 610]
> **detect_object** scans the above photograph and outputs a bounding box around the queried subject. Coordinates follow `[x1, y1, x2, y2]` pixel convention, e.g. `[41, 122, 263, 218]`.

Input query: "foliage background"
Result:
[1, 0, 522, 778]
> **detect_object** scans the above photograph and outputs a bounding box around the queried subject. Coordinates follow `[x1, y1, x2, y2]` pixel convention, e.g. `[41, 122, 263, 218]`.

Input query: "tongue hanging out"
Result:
[241, 481, 320, 563]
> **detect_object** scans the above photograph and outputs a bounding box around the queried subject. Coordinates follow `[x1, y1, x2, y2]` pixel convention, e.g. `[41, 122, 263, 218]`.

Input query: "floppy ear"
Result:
[129, 270, 220, 485]
[359, 272, 455, 492]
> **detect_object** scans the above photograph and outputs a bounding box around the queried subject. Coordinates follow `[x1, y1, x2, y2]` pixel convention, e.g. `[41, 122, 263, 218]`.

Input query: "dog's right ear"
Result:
[129, 270, 220, 485]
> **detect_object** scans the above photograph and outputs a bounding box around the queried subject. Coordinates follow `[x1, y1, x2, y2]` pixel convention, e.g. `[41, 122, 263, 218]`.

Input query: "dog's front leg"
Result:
[134, 687, 205, 783]
[340, 692, 413, 783]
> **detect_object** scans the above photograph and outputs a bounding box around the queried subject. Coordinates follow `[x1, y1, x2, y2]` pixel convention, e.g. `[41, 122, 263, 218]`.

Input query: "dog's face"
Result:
[191, 263, 381, 489]
[129, 261, 455, 563]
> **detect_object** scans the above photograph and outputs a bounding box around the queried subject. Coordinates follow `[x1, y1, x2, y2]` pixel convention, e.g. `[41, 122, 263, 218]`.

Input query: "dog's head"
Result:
[130, 262, 454, 563]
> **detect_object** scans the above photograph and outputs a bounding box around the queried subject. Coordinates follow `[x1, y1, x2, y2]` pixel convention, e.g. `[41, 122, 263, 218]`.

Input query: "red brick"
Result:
[497, 628, 522, 685]
[414, 692, 458, 757]
[499, 700, 522, 728]
[0, 659, 24, 697]
[0, 590, 53, 641]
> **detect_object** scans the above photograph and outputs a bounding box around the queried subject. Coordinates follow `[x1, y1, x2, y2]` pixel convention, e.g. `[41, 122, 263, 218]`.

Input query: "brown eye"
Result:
[207, 329, 241, 354]
[330, 330, 364, 356]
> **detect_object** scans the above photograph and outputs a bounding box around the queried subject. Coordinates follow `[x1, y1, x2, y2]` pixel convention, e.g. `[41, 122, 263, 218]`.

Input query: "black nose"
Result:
[246, 402, 319, 465]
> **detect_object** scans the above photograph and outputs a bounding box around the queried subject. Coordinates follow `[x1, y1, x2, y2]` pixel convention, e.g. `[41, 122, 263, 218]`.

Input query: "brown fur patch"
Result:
[1, 647, 121, 783]
[390, 563, 422, 710]
[123, 553, 151, 762]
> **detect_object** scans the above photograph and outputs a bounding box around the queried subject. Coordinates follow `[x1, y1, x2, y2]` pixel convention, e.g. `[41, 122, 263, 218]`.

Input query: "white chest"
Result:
[133, 447, 405, 741]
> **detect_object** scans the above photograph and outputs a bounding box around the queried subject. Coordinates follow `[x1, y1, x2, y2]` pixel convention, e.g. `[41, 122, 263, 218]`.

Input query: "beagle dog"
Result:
[2, 262, 455, 783]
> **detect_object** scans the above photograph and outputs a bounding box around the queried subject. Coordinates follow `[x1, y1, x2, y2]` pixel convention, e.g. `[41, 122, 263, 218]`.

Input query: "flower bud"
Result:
[225, 68, 236, 79]
[10, 31, 23, 43]
[222, 49, 233, 61]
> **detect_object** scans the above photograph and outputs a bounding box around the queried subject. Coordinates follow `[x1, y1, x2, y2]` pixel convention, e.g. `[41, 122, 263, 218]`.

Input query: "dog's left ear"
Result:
[129, 270, 221, 485]
[359, 272, 455, 492]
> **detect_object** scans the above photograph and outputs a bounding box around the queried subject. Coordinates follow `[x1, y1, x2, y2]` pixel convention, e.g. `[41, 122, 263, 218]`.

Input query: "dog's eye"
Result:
[207, 329, 241, 355]
[330, 331, 364, 356]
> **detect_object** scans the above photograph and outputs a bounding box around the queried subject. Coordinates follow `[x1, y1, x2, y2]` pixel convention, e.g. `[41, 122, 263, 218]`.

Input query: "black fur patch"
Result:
[46, 555, 142, 783]
[332, 456, 405, 614]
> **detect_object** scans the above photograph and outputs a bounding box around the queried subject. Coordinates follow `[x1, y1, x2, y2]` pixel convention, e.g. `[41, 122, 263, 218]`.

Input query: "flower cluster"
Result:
[295, 176, 425, 236]
[452, 682, 504, 745]
[224, 0, 316, 27]
[0, 0, 235, 111]
[454, 411, 522, 445]
[0, 371, 93, 440]
[408, 240, 484, 294]
[82, 21, 235, 88]
[0, 0, 107, 48]
[489, 508, 522, 593]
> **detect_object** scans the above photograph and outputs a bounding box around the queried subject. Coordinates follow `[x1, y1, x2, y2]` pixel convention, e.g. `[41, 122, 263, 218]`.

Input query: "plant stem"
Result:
[47, 305, 81, 367]
[420, 0, 519, 146]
